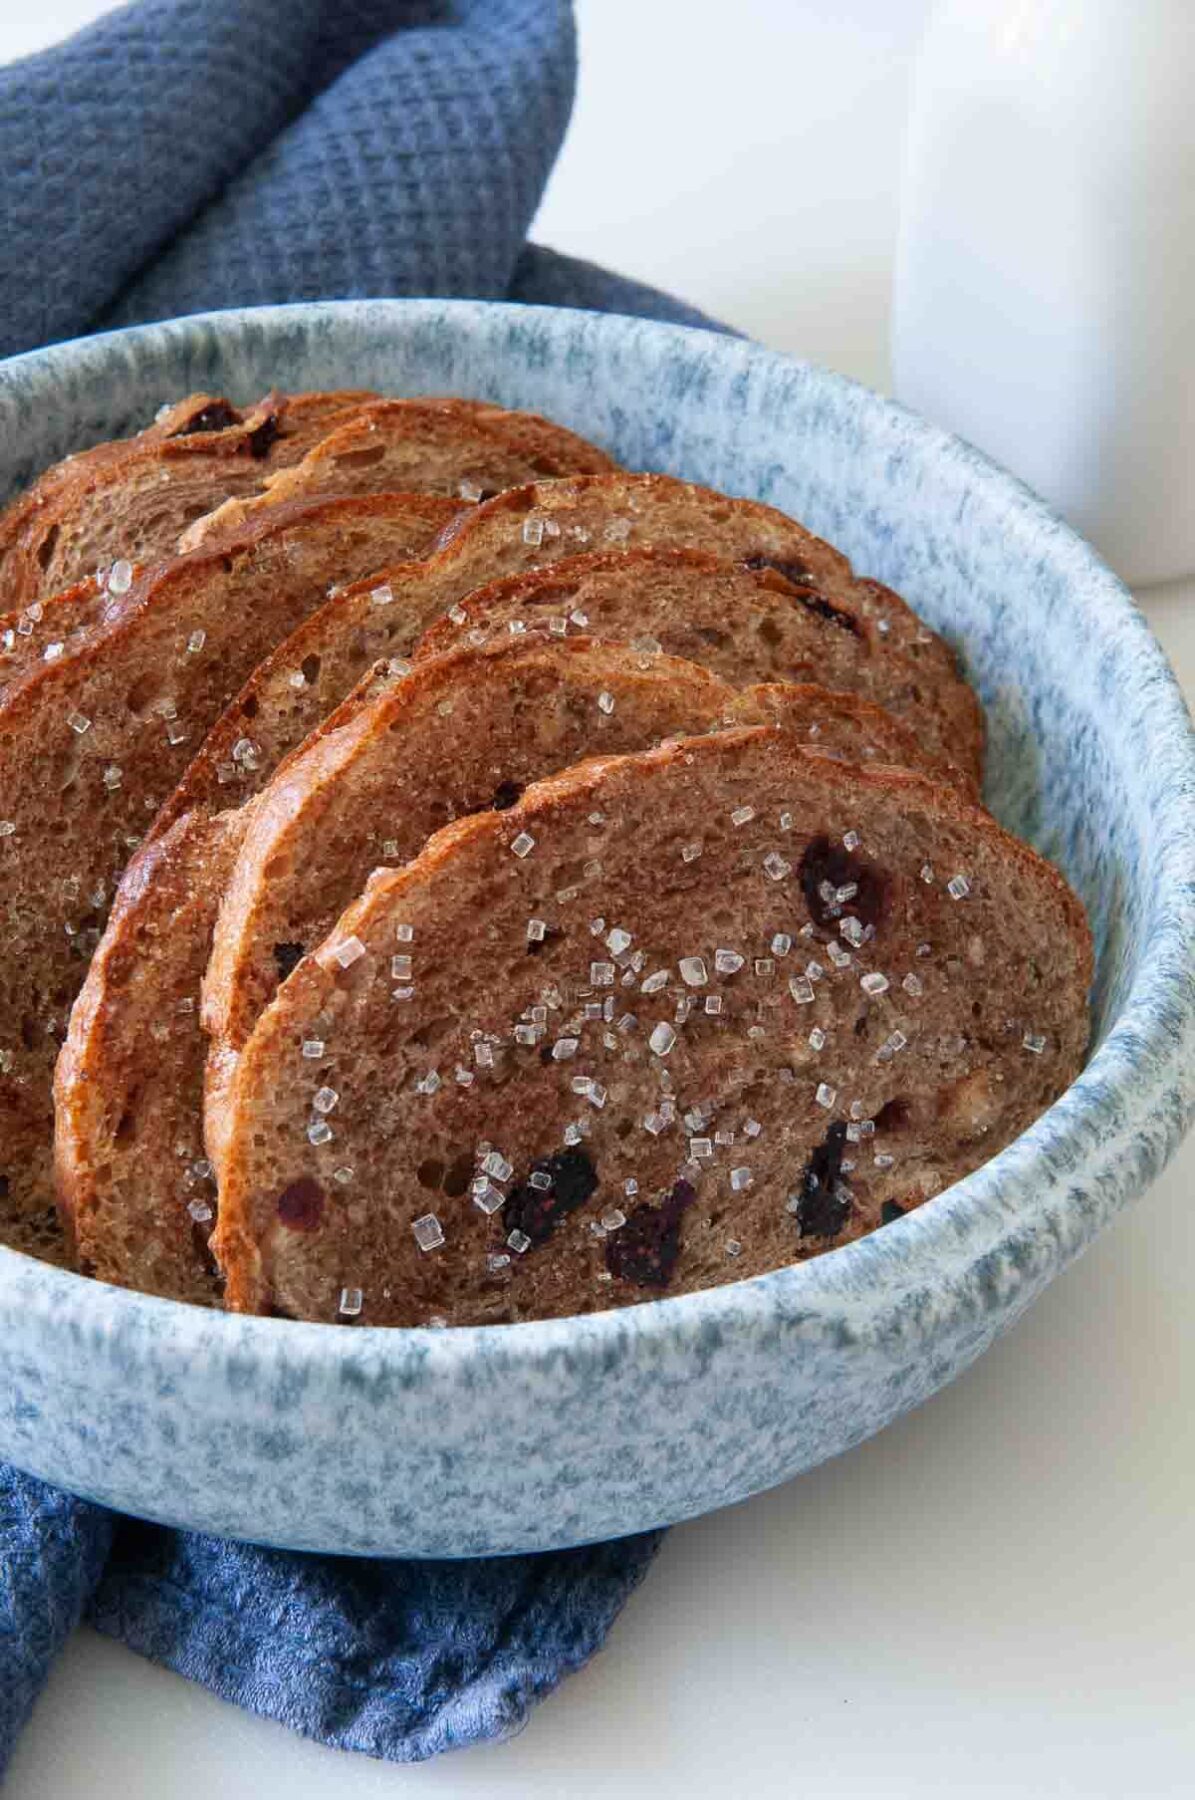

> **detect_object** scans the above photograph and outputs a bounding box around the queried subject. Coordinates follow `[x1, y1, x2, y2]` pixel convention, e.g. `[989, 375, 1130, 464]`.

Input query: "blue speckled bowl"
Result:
[0, 301, 1191, 1557]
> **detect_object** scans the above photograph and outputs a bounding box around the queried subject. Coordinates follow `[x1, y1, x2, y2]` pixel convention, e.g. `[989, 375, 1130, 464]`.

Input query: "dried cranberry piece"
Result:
[741, 554, 862, 637]
[741, 551, 813, 586]
[526, 925, 561, 957]
[173, 400, 238, 436]
[491, 779, 524, 810]
[798, 835, 890, 934]
[880, 1200, 906, 1226]
[504, 1147, 598, 1247]
[793, 1123, 850, 1238]
[276, 1176, 324, 1231]
[605, 1178, 696, 1288]
[273, 941, 305, 980]
[246, 413, 280, 459]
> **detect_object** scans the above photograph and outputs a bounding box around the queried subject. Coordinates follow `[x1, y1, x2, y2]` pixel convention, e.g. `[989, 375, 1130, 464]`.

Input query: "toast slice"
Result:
[0, 493, 457, 1250]
[0, 390, 384, 610]
[203, 639, 953, 1148]
[414, 546, 976, 789]
[178, 401, 619, 549]
[57, 642, 935, 1301]
[155, 473, 982, 838]
[211, 728, 1089, 1324]
[55, 809, 248, 1303]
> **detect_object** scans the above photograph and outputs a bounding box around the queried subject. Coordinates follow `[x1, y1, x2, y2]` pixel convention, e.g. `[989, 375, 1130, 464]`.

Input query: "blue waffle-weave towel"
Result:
[0, 0, 722, 1772]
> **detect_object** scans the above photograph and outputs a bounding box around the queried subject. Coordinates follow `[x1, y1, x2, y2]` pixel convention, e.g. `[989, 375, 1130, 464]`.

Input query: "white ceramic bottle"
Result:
[891, 0, 1195, 586]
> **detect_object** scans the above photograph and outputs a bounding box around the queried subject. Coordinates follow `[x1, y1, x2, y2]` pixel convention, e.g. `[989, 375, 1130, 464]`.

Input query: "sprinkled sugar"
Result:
[763, 850, 791, 882]
[598, 690, 616, 715]
[472, 1180, 505, 1215]
[338, 1288, 363, 1317]
[715, 949, 744, 975]
[307, 1118, 333, 1146]
[731, 805, 756, 826]
[330, 936, 366, 970]
[1023, 1030, 1047, 1054]
[948, 873, 971, 899]
[860, 971, 890, 996]
[730, 1167, 753, 1192]
[312, 1086, 339, 1114]
[649, 1021, 677, 1057]
[301, 1039, 325, 1059]
[413, 1214, 446, 1252]
[815, 1081, 837, 1109]
[679, 956, 708, 987]
[510, 832, 536, 858]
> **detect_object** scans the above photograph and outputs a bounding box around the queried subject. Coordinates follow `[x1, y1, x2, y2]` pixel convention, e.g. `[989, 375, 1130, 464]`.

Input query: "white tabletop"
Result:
[6, 4, 1194, 1797]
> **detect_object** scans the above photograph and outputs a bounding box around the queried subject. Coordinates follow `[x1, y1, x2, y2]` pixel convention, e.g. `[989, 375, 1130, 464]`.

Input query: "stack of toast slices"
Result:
[0, 387, 1088, 1324]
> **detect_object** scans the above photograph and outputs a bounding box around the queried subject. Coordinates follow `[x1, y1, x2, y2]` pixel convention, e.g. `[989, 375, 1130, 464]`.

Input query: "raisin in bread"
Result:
[0, 493, 457, 1249]
[155, 473, 982, 838]
[414, 546, 976, 789]
[211, 728, 1089, 1323]
[178, 401, 619, 549]
[57, 642, 933, 1301]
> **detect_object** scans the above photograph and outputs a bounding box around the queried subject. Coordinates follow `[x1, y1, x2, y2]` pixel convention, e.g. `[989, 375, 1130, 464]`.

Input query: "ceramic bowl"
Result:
[0, 301, 1191, 1557]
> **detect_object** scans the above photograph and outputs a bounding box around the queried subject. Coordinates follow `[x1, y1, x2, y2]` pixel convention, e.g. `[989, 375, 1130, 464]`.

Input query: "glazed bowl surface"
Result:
[0, 300, 1191, 1556]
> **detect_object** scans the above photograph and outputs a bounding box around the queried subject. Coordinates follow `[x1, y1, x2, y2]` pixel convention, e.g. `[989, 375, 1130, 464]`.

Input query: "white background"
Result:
[4, 4, 1194, 1797]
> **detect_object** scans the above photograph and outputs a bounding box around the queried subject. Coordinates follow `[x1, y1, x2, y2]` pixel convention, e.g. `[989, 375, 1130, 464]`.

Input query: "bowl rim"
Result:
[1, 296, 1193, 1380]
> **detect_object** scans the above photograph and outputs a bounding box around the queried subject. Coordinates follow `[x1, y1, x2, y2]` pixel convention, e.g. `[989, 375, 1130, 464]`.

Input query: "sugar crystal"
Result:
[413, 1214, 446, 1252]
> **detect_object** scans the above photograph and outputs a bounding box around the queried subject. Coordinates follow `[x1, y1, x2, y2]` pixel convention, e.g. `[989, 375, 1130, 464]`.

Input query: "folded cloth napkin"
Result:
[0, 0, 723, 1775]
